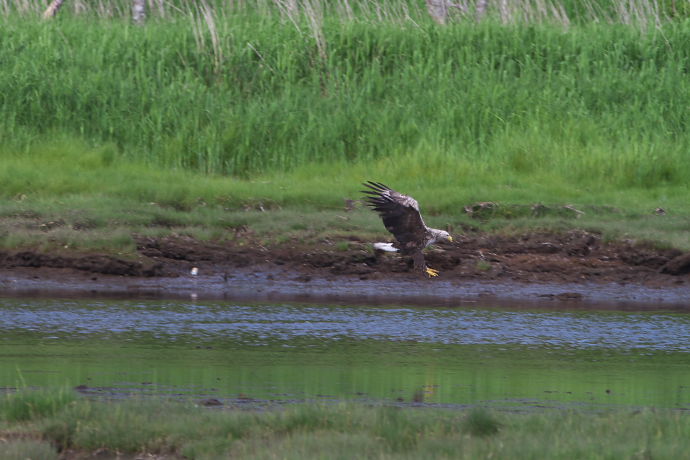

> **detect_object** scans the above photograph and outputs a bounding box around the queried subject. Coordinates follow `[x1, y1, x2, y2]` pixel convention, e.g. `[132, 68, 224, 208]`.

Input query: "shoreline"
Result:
[2, 266, 689, 310]
[2, 231, 690, 309]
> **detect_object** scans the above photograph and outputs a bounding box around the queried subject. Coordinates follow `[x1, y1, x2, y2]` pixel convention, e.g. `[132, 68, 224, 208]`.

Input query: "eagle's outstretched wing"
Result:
[361, 181, 428, 252]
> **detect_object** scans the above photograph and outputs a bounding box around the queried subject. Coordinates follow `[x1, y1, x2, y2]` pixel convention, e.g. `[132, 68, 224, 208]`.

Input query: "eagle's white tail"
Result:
[373, 242, 399, 252]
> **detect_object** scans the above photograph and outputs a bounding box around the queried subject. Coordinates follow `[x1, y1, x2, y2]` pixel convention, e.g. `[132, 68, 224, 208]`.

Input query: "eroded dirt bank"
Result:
[2, 230, 690, 307]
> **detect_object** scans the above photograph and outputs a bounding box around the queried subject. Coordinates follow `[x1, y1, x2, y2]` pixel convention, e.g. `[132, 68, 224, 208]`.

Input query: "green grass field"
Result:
[1, 1, 689, 252]
[1, 389, 690, 459]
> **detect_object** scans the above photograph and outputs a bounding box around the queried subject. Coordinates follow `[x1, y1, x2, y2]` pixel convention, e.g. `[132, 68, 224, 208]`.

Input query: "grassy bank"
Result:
[1, 140, 688, 253]
[1, 389, 690, 459]
[4, 14, 690, 182]
[1, 7, 690, 252]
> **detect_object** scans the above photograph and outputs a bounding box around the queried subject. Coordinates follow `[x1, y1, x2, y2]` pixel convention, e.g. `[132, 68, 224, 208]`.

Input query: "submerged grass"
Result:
[1, 390, 689, 459]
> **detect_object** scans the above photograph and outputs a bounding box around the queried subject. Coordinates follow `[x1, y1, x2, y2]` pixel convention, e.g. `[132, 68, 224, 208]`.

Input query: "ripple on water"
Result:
[0, 299, 689, 351]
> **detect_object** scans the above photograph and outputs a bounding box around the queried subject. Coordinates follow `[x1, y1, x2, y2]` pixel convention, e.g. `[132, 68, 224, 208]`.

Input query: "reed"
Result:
[1, 0, 684, 24]
[2, 13, 690, 185]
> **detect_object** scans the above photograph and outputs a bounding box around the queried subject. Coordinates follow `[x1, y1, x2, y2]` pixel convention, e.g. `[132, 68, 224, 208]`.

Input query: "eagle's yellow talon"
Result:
[425, 267, 439, 277]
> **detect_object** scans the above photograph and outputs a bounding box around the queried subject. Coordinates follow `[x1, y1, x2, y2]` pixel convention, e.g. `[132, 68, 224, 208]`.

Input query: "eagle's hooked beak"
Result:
[447, 235, 453, 243]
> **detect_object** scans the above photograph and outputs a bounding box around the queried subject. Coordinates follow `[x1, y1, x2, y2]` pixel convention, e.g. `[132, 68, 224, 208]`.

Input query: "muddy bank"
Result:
[1, 230, 690, 307]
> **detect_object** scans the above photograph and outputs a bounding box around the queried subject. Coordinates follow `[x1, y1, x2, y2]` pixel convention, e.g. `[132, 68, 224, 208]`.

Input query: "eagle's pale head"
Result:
[437, 230, 453, 243]
[427, 229, 453, 247]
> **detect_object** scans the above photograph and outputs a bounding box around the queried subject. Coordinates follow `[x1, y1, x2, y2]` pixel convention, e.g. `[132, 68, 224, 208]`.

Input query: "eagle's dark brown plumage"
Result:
[362, 181, 452, 277]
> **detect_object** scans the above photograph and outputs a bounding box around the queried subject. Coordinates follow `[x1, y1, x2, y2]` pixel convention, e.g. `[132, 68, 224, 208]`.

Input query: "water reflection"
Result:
[0, 298, 689, 409]
[2, 300, 690, 350]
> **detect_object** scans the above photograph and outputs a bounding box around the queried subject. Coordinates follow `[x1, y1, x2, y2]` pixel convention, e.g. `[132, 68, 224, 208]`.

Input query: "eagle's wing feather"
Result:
[361, 181, 428, 252]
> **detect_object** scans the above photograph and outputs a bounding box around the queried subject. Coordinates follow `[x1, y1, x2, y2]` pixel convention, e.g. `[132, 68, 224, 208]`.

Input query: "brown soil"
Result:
[2, 230, 690, 307]
[1, 230, 689, 285]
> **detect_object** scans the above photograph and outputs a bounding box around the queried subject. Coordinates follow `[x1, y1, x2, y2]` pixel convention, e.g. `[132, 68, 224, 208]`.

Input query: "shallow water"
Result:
[1, 297, 689, 409]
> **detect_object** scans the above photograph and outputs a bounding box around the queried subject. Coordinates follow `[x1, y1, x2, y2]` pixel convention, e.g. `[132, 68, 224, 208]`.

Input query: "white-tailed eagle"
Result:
[362, 181, 453, 277]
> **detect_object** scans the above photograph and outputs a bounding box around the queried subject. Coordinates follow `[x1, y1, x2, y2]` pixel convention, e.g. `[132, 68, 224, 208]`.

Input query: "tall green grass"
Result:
[2, 13, 690, 188]
[0, 387, 76, 422]
[1, 5, 690, 252]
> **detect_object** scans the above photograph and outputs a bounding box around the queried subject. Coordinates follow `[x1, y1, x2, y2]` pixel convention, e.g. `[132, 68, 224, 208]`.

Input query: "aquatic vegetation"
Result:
[2, 298, 690, 410]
